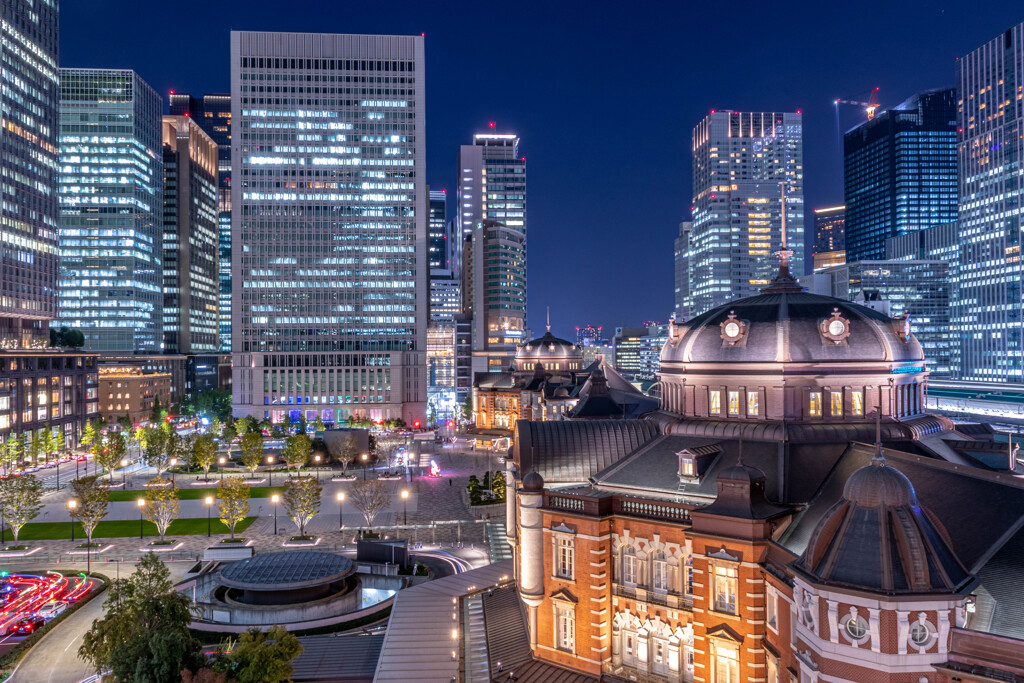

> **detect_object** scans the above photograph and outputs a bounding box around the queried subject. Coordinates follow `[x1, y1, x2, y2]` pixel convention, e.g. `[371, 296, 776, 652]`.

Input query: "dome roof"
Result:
[517, 330, 582, 364]
[662, 290, 923, 365]
[797, 454, 970, 594]
[521, 470, 544, 491]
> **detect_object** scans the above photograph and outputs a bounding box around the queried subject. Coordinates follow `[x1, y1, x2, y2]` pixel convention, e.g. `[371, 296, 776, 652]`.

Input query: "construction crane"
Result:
[834, 87, 881, 120]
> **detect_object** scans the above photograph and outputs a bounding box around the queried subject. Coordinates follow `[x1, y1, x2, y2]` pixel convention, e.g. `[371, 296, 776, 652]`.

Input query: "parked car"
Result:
[9, 616, 43, 635]
[38, 602, 65, 619]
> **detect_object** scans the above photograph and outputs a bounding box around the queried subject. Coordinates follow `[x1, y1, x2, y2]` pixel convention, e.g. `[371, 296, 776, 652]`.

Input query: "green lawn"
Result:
[107, 486, 285, 502]
[9, 516, 257, 541]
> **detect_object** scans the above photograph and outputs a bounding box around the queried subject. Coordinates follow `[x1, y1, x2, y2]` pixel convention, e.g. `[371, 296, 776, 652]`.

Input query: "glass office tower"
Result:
[161, 115, 219, 355]
[843, 88, 958, 263]
[812, 206, 846, 271]
[458, 133, 527, 374]
[955, 22, 1024, 382]
[57, 69, 164, 353]
[687, 111, 804, 317]
[169, 93, 233, 352]
[230, 31, 427, 425]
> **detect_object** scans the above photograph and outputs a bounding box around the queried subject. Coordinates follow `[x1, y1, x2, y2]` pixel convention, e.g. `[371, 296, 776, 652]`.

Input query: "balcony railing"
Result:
[613, 583, 693, 611]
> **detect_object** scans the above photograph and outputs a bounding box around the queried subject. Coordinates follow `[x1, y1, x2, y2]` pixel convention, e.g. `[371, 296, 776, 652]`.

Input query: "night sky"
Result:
[62, 1, 1023, 341]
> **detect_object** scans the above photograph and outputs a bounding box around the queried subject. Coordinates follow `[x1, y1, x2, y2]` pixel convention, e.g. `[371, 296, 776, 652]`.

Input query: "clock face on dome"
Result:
[724, 322, 740, 338]
[828, 319, 846, 337]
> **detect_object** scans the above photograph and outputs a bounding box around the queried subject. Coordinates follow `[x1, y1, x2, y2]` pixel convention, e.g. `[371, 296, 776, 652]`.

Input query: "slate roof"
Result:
[513, 419, 660, 483]
[292, 633, 384, 682]
[973, 526, 1024, 639]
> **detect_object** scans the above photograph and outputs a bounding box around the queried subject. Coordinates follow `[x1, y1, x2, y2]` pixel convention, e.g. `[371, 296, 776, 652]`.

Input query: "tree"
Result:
[462, 394, 473, 421]
[350, 479, 390, 529]
[79, 552, 201, 682]
[491, 470, 507, 501]
[96, 433, 123, 481]
[217, 477, 250, 540]
[235, 416, 257, 438]
[27, 429, 41, 465]
[150, 394, 163, 424]
[193, 434, 217, 480]
[144, 477, 179, 543]
[0, 435, 20, 475]
[239, 432, 264, 479]
[334, 438, 359, 475]
[209, 416, 223, 438]
[281, 433, 311, 474]
[282, 476, 321, 537]
[0, 474, 43, 542]
[164, 430, 183, 472]
[50, 326, 84, 348]
[81, 420, 98, 452]
[312, 415, 325, 433]
[42, 424, 59, 463]
[213, 626, 303, 683]
[69, 475, 109, 548]
[144, 426, 168, 473]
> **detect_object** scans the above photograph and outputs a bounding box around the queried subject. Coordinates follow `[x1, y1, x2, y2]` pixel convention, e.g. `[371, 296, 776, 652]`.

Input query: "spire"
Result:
[760, 181, 805, 294]
[546, 306, 551, 333]
[872, 402, 886, 466]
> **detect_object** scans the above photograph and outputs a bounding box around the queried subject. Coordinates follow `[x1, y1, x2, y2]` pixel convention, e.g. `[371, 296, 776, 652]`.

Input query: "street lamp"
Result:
[204, 496, 214, 537]
[271, 494, 279, 535]
[337, 491, 345, 530]
[401, 489, 409, 525]
[121, 458, 129, 486]
[218, 456, 226, 476]
[314, 454, 321, 481]
[169, 458, 177, 484]
[361, 453, 368, 481]
[136, 498, 145, 539]
[267, 455, 274, 486]
[67, 499, 77, 542]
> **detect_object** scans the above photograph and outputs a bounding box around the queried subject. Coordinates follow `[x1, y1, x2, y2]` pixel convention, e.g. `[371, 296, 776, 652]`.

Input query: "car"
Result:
[38, 602, 65, 619]
[8, 616, 43, 635]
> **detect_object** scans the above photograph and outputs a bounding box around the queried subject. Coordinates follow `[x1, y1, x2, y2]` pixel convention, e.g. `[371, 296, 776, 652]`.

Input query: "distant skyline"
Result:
[61, 0, 1024, 338]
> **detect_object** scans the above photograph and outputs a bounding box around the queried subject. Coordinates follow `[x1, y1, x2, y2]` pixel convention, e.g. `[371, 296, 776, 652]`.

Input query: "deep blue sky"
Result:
[62, 1, 1023, 341]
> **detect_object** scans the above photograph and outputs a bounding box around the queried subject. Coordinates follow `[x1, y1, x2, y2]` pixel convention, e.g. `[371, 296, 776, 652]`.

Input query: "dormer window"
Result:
[677, 444, 721, 484]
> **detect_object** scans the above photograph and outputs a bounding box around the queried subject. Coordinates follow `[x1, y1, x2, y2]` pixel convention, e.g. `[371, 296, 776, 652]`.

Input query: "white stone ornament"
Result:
[821, 308, 851, 345]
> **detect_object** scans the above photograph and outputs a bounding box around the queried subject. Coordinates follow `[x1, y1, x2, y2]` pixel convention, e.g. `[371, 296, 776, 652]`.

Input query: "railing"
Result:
[612, 583, 693, 611]
[617, 499, 691, 523]
[548, 495, 585, 512]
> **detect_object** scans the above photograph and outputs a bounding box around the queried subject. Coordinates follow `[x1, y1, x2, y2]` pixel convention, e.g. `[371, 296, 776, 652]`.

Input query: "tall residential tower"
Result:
[686, 111, 804, 317]
[57, 69, 164, 353]
[955, 23, 1024, 381]
[459, 133, 527, 374]
[230, 31, 427, 424]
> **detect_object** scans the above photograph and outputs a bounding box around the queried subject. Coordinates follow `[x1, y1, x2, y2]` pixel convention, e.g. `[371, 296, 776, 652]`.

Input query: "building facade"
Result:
[843, 88, 958, 263]
[613, 324, 668, 388]
[98, 367, 171, 425]
[500, 272, 1024, 683]
[230, 31, 427, 425]
[426, 320, 456, 422]
[673, 221, 692, 321]
[686, 111, 804, 317]
[161, 115, 219, 356]
[459, 133, 527, 375]
[169, 93, 233, 353]
[955, 22, 1024, 382]
[57, 69, 164, 353]
[811, 205, 845, 271]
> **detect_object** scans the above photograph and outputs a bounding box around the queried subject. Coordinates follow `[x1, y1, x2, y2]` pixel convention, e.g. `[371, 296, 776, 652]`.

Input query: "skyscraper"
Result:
[161, 115, 219, 355]
[428, 192, 460, 321]
[843, 88, 958, 262]
[0, 0, 100, 449]
[955, 23, 1024, 382]
[673, 220, 692, 320]
[230, 31, 427, 425]
[812, 205, 845, 271]
[428, 189, 448, 270]
[58, 69, 164, 353]
[458, 133, 527, 374]
[686, 111, 804, 316]
[169, 93, 233, 353]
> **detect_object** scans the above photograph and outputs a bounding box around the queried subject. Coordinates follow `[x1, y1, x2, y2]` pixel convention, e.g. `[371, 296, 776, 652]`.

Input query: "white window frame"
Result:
[712, 563, 738, 615]
[709, 390, 721, 415]
[555, 603, 575, 653]
[553, 534, 575, 580]
[746, 391, 759, 416]
[621, 546, 637, 586]
[651, 551, 668, 592]
[765, 583, 778, 632]
[712, 641, 739, 683]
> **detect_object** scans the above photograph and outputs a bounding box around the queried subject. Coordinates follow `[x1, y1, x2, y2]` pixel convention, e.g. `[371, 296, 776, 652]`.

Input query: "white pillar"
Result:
[519, 483, 545, 648]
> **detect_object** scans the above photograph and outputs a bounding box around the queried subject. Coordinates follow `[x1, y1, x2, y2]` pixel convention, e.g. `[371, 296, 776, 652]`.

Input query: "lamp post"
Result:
[267, 456, 274, 486]
[271, 494, 279, 535]
[204, 496, 213, 537]
[337, 491, 345, 530]
[121, 458, 129, 486]
[169, 458, 177, 484]
[401, 489, 409, 526]
[314, 454, 321, 481]
[218, 456, 226, 477]
[67, 499, 77, 542]
[136, 498, 145, 539]
[361, 453, 368, 481]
